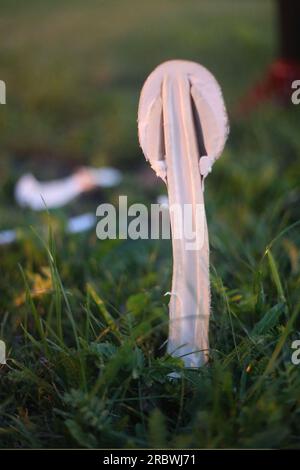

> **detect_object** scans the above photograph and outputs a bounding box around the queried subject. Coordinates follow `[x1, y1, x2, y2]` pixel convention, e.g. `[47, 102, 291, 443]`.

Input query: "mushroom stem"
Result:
[162, 74, 210, 367]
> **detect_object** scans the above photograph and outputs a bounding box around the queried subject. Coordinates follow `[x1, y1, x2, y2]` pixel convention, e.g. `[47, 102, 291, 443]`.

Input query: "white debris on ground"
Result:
[67, 213, 96, 234]
[15, 167, 122, 211]
[0, 230, 17, 245]
[0, 212, 97, 246]
[0, 166, 122, 246]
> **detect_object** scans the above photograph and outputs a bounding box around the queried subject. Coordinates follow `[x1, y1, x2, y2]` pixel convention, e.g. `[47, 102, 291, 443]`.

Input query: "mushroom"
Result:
[15, 167, 122, 211]
[138, 60, 229, 368]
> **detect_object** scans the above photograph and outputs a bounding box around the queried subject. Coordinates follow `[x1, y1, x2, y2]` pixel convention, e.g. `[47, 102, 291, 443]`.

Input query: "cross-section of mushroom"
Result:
[138, 60, 229, 368]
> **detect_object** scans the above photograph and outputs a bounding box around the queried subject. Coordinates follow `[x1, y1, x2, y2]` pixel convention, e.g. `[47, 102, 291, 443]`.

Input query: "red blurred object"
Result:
[237, 59, 300, 115]
[236, 0, 300, 115]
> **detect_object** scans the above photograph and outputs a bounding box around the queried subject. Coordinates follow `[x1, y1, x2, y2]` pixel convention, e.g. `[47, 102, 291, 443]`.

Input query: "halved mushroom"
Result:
[138, 60, 229, 368]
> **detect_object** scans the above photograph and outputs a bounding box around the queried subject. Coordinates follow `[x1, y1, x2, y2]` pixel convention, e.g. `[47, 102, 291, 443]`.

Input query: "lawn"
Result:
[0, 0, 300, 448]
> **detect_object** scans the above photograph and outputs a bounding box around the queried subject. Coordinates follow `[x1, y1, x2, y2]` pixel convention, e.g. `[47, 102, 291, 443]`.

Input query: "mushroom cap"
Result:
[138, 60, 229, 179]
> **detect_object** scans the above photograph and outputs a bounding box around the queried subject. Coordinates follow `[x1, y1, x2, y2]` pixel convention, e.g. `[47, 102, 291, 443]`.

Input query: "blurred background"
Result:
[1, 0, 299, 255]
[1, 0, 300, 449]
[0, 0, 276, 181]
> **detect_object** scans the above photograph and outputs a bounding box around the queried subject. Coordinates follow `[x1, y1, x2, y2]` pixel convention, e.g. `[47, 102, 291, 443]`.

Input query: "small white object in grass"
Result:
[15, 167, 122, 211]
[138, 60, 229, 369]
[0, 212, 96, 246]
[67, 213, 96, 234]
[0, 340, 6, 365]
[0, 229, 17, 245]
[89, 167, 122, 188]
[167, 371, 181, 380]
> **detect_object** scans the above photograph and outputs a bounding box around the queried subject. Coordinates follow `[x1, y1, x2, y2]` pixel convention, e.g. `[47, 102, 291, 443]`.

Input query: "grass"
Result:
[0, 0, 300, 448]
